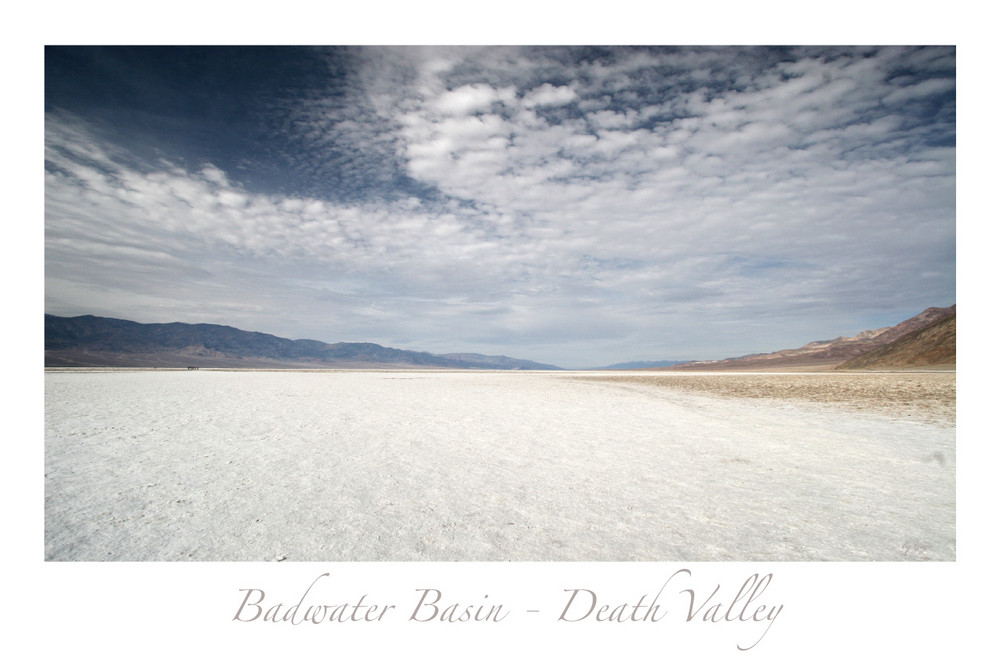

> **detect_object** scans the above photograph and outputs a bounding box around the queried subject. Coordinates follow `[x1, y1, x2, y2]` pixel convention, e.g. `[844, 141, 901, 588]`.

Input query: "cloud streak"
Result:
[45, 46, 955, 367]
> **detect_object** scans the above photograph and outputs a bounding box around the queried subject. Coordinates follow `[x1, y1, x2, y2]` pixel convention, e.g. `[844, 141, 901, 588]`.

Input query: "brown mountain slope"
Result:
[835, 313, 955, 370]
[671, 305, 956, 371]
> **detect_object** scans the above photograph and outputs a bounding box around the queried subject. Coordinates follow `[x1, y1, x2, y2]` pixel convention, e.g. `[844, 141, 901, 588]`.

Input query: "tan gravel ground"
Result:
[576, 371, 956, 425]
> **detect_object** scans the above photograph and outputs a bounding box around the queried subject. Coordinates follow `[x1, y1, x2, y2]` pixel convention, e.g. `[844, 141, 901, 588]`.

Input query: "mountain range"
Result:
[835, 311, 955, 370]
[45, 306, 956, 371]
[669, 305, 956, 371]
[44, 315, 561, 370]
[589, 360, 692, 370]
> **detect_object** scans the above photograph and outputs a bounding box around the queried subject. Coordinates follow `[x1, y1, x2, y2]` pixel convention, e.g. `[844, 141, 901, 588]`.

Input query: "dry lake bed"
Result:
[44, 369, 955, 561]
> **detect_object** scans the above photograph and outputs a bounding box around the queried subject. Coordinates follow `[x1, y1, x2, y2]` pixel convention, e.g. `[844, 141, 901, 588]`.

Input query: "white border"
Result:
[13, 3, 990, 662]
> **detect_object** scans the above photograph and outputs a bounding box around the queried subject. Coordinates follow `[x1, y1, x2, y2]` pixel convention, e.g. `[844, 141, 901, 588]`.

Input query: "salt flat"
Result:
[44, 369, 955, 561]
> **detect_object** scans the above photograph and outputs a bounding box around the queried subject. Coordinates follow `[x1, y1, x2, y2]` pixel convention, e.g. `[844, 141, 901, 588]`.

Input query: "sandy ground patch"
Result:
[575, 371, 955, 425]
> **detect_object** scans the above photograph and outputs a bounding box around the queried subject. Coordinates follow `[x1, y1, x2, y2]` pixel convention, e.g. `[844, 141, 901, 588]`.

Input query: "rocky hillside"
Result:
[44, 314, 560, 370]
[835, 313, 955, 370]
[671, 305, 956, 371]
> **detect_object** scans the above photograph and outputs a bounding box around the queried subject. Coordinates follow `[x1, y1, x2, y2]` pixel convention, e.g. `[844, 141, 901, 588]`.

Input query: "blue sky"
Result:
[44, 46, 955, 368]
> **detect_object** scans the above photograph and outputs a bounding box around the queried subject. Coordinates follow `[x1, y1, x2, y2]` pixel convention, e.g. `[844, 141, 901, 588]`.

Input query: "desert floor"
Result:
[44, 369, 955, 561]
[577, 370, 956, 425]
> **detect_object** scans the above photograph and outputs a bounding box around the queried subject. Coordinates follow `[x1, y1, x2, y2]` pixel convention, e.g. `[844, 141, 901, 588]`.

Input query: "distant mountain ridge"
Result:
[44, 315, 561, 370]
[590, 360, 693, 370]
[671, 306, 956, 371]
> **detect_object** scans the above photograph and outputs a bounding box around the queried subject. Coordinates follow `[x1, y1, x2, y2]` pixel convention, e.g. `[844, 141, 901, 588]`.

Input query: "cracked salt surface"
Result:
[44, 370, 955, 561]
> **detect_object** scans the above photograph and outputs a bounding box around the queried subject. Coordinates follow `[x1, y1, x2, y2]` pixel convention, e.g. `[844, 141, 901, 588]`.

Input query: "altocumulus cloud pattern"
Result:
[45, 46, 955, 368]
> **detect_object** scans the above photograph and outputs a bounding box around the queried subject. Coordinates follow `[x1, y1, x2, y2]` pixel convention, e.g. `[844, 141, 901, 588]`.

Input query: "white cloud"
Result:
[522, 83, 577, 108]
[881, 77, 956, 106]
[433, 84, 516, 115]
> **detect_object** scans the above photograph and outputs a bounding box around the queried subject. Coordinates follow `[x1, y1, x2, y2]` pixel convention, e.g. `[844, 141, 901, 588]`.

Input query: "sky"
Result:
[44, 45, 956, 368]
